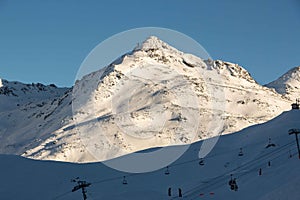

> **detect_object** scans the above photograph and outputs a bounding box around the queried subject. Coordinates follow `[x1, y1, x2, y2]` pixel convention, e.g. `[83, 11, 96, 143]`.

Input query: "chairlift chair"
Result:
[165, 166, 170, 175]
[289, 150, 293, 158]
[238, 148, 244, 156]
[199, 158, 205, 166]
[265, 138, 276, 148]
[122, 176, 128, 185]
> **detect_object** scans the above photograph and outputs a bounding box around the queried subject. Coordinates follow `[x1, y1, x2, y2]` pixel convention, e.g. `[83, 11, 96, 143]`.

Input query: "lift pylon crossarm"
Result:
[288, 129, 300, 135]
[72, 182, 91, 192]
[71, 178, 92, 200]
[288, 128, 300, 159]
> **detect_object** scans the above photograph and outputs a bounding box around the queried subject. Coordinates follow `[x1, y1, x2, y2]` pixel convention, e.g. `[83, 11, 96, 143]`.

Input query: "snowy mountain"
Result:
[0, 79, 72, 156]
[266, 66, 300, 101]
[1, 110, 299, 200]
[0, 36, 298, 163]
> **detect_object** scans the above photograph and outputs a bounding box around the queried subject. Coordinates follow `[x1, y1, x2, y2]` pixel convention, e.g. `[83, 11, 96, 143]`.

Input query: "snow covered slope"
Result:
[1, 110, 299, 200]
[266, 66, 300, 101]
[0, 36, 297, 163]
[0, 79, 72, 156]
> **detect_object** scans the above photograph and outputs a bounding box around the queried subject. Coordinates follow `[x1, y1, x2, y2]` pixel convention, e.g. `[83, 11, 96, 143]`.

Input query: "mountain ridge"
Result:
[0, 36, 298, 163]
[266, 66, 300, 101]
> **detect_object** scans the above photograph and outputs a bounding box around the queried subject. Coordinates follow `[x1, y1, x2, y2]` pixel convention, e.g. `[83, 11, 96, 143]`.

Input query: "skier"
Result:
[178, 188, 182, 197]
[168, 188, 171, 197]
[259, 168, 262, 176]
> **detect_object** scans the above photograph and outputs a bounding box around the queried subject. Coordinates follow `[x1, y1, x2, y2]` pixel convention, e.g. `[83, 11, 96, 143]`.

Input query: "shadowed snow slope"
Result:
[0, 110, 299, 200]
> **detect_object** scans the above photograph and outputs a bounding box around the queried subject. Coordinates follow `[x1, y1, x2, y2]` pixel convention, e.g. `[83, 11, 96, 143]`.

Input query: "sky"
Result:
[0, 0, 299, 87]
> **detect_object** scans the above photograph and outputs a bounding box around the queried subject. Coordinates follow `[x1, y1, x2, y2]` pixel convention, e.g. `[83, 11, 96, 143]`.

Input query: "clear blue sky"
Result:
[0, 0, 299, 87]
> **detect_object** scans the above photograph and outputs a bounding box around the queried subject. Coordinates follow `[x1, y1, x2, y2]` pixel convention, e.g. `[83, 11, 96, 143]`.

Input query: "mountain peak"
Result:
[275, 66, 300, 83]
[140, 36, 165, 49]
[143, 35, 161, 44]
[287, 66, 300, 79]
[135, 36, 180, 54]
[266, 66, 300, 99]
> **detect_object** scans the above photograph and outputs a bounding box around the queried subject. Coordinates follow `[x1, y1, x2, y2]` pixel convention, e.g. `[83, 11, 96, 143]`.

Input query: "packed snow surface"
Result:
[0, 110, 299, 200]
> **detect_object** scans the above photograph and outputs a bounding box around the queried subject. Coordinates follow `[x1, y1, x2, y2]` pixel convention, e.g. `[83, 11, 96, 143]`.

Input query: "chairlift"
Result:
[122, 176, 128, 185]
[265, 138, 276, 148]
[238, 148, 244, 156]
[289, 150, 293, 158]
[165, 166, 170, 175]
[228, 175, 238, 191]
[199, 158, 205, 166]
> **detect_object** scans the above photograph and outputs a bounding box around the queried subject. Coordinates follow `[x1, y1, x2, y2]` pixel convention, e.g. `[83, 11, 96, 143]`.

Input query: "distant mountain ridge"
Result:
[266, 66, 300, 101]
